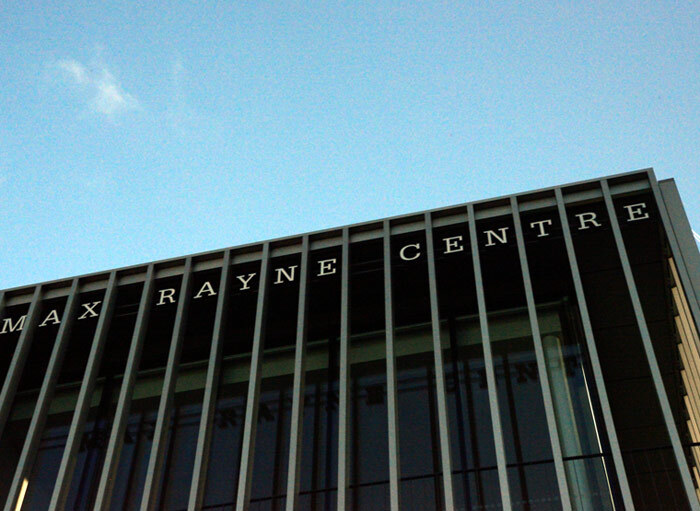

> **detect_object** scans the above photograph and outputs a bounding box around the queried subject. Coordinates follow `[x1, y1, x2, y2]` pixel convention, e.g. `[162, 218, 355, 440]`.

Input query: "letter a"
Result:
[194, 281, 217, 299]
[39, 309, 61, 327]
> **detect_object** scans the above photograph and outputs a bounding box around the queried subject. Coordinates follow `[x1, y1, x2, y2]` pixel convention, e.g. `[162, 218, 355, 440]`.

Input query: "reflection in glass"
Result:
[108, 276, 181, 509]
[298, 340, 339, 510]
[18, 289, 105, 509]
[445, 324, 501, 510]
[249, 374, 293, 511]
[22, 411, 84, 509]
[396, 330, 441, 511]
[109, 400, 159, 509]
[157, 390, 205, 510]
[248, 254, 300, 511]
[349, 351, 389, 511]
[568, 197, 691, 510]
[507, 463, 562, 511]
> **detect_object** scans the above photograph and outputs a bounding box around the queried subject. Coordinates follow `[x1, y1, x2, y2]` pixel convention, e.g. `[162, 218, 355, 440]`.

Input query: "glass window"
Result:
[298, 247, 341, 510]
[108, 275, 182, 510]
[521, 206, 620, 510]
[0, 295, 67, 504]
[434, 222, 502, 510]
[567, 196, 691, 510]
[249, 254, 301, 511]
[19, 289, 105, 509]
[391, 231, 442, 511]
[202, 259, 258, 511]
[349, 239, 389, 510]
[477, 212, 562, 511]
[64, 283, 142, 510]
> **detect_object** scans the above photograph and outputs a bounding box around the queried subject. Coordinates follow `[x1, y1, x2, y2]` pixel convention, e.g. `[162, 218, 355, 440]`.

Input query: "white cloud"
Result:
[57, 59, 89, 85]
[56, 58, 138, 116]
[165, 57, 191, 133]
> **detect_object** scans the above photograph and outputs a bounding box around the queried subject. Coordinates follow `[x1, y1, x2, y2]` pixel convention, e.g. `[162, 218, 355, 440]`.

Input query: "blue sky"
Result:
[1, 2, 698, 290]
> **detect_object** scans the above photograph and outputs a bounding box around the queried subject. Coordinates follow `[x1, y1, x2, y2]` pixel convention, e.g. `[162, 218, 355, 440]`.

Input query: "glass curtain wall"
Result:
[108, 274, 182, 510]
[520, 206, 621, 510]
[0, 296, 67, 504]
[391, 230, 442, 511]
[348, 239, 390, 510]
[476, 212, 563, 511]
[62, 282, 142, 510]
[5, 183, 700, 511]
[154, 267, 220, 510]
[434, 221, 502, 510]
[297, 246, 341, 510]
[202, 259, 258, 511]
[566, 193, 693, 510]
[17, 288, 106, 509]
[248, 253, 300, 511]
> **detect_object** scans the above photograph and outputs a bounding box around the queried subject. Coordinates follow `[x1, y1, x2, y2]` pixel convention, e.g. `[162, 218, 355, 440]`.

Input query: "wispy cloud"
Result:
[55, 58, 138, 116]
[166, 57, 192, 133]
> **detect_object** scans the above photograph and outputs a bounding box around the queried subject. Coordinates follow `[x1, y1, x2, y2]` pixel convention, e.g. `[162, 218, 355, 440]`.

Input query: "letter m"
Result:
[1, 315, 26, 334]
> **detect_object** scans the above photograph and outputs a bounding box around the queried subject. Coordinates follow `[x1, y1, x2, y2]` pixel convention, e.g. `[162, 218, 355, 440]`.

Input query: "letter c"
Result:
[399, 243, 421, 261]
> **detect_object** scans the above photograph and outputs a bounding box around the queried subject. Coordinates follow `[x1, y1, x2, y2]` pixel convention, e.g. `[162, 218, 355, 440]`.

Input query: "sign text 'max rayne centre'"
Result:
[0, 201, 651, 335]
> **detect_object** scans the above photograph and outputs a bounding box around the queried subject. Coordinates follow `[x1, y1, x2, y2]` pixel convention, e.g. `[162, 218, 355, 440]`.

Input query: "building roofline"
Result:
[1, 167, 654, 296]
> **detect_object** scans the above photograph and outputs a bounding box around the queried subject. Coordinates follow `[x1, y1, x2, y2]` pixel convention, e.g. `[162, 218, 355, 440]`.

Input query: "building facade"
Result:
[0, 169, 699, 511]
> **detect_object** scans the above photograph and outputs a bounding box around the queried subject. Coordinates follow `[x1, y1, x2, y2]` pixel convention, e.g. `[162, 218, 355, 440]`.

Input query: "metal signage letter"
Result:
[193, 281, 217, 299]
[274, 266, 298, 284]
[237, 273, 257, 291]
[0, 315, 26, 334]
[624, 202, 650, 222]
[317, 259, 337, 276]
[157, 289, 176, 306]
[530, 219, 553, 237]
[443, 236, 464, 254]
[39, 309, 61, 327]
[78, 301, 102, 319]
[575, 212, 602, 230]
[400, 243, 421, 261]
[484, 228, 509, 247]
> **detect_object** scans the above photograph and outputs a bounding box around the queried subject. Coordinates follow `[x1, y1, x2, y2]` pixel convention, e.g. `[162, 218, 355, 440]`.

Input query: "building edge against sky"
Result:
[0, 168, 700, 510]
[0, 168, 698, 298]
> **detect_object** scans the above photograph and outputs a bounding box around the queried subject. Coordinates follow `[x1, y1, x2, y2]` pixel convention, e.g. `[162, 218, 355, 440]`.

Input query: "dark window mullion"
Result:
[602, 179, 700, 511]
[555, 187, 636, 510]
[467, 203, 513, 510]
[284, 235, 311, 511]
[4, 278, 80, 511]
[139, 259, 194, 511]
[336, 228, 350, 511]
[511, 196, 573, 511]
[0, 285, 44, 438]
[384, 220, 401, 511]
[49, 271, 119, 510]
[188, 250, 233, 510]
[93, 264, 156, 510]
[235, 243, 272, 511]
[425, 212, 456, 510]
